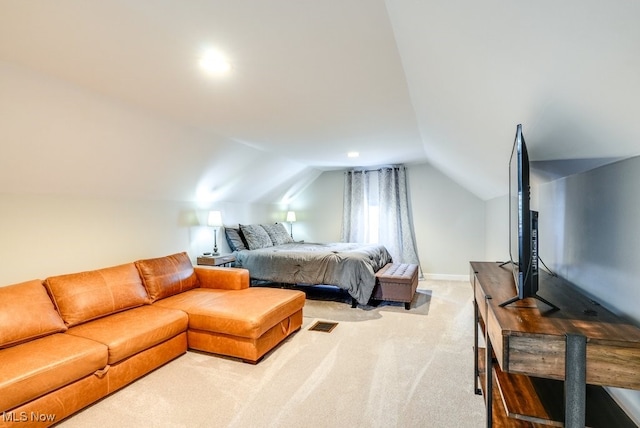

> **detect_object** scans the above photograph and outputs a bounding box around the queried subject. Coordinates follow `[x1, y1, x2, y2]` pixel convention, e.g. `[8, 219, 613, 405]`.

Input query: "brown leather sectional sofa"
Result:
[0, 252, 305, 427]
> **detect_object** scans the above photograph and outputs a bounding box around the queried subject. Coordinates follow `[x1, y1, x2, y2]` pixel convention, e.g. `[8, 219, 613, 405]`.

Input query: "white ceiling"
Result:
[1, 0, 639, 201]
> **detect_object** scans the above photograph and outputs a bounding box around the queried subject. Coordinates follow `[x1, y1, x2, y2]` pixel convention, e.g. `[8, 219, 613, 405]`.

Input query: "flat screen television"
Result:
[500, 124, 557, 309]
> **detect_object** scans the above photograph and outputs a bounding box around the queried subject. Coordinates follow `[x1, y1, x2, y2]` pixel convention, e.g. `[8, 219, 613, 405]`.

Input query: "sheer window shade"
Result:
[340, 166, 421, 269]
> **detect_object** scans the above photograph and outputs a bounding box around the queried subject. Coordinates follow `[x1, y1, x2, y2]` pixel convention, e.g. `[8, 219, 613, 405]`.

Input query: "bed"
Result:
[233, 241, 392, 306]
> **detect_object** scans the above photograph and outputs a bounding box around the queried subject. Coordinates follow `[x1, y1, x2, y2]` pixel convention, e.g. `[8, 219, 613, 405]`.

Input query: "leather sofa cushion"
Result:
[0, 333, 107, 412]
[135, 252, 199, 302]
[0, 280, 67, 349]
[66, 305, 188, 364]
[154, 287, 306, 339]
[45, 263, 149, 327]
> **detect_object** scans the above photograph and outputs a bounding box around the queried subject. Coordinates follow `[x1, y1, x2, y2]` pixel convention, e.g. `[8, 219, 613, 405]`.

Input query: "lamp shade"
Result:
[286, 211, 296, 222]
[207, 211, 223, 227]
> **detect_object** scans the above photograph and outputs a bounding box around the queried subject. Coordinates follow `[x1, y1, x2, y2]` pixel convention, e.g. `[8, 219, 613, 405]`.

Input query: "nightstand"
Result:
[196, 254, 236, 267]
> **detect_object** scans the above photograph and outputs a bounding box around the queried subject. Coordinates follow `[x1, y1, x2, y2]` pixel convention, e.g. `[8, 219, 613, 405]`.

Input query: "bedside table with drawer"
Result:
[196, 254, 236, 267]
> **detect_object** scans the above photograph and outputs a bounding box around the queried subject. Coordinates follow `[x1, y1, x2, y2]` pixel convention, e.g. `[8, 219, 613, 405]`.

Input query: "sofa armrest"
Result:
[194, 267, 249, 290]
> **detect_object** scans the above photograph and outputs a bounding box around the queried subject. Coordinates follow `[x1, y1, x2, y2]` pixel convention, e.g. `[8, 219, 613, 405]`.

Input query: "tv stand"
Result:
[471, 261, 640, 427]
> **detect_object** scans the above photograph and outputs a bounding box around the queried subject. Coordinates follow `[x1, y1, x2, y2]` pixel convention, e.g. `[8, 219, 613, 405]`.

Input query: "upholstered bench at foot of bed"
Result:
[153, 287, 306, 364]
[373, 263, 419, 310]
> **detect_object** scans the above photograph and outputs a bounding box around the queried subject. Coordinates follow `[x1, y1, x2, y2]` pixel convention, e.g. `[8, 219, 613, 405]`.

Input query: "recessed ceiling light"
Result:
[347, 151, 359, 158]
[199, 48, 231, 75]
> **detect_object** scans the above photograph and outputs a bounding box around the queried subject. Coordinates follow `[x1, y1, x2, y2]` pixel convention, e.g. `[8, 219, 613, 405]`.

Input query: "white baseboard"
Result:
[423, 273, 469, 282]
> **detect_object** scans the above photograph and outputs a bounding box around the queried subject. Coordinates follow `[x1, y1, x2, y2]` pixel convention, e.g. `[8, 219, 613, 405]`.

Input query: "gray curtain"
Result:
[341, 166, 421, 268]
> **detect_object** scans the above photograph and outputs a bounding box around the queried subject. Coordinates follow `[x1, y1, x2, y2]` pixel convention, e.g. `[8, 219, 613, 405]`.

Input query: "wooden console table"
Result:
[470, 261, 640, 427]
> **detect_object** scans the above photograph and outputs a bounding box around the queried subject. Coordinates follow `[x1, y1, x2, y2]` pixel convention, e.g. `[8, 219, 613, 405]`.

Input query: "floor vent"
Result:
[309, 321, 338, 333]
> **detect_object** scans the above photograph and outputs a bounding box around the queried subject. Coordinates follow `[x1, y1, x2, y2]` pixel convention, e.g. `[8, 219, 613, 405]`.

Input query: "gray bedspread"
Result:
[234, 242, 392, 305]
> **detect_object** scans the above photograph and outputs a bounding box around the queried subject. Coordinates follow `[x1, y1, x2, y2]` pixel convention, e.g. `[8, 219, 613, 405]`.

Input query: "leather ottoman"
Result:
[373, 263, 419, 310]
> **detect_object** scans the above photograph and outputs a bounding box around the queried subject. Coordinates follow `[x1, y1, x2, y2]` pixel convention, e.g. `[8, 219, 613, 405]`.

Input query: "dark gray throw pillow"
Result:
[262, 223, 293, 246]
[225, 227, 247, 251]
[239, 224, 274, 250]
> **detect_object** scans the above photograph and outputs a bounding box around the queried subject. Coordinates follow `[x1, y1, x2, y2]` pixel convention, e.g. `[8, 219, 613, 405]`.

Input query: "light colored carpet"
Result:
[58, 279, 486, 428]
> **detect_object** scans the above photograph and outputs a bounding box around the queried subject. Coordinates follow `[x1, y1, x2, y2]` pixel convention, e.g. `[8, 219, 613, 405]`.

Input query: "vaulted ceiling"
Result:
[1, 1, 639, 202]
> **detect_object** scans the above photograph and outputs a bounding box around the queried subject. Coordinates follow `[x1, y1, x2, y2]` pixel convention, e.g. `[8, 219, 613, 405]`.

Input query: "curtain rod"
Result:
[344, 164, 405, 173]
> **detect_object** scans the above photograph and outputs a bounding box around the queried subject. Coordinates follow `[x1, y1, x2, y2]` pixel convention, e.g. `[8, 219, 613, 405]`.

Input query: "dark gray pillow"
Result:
[225, 227, 247, 251]
[262, 223, 293, 246]
[239, 224, 274, 250]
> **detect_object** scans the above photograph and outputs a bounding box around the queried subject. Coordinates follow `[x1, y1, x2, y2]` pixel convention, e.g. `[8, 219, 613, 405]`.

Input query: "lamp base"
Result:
[212, 230, 219, 256]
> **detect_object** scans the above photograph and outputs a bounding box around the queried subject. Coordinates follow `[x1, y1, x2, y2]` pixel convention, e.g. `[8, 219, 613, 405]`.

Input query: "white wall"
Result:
[0, 61, 292, 285]
[484, 194, 509, 263]
[0, 193, 282, 285]
[288, 170, 344, 243]
[290, 164, 486, 277]
[408, 163, 485, 276]
[537, 156, 640, 423]
[0, 61, 221, 202]
[0, 194, 191, 283]
[0, 60, 316, 204]
[538, 157, 640, 321]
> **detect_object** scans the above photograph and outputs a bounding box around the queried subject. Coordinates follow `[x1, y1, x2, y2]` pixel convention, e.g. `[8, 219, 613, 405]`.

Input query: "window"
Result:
[341, 166, 420, 266]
